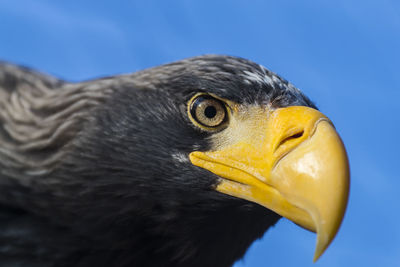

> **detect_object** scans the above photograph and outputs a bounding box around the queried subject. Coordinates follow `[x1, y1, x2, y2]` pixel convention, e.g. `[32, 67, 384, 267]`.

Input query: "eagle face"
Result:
[0, 55, 349, 267]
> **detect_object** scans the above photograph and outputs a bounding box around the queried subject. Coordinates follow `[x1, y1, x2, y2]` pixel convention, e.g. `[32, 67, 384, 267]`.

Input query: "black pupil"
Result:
[204, 105, 217, 118]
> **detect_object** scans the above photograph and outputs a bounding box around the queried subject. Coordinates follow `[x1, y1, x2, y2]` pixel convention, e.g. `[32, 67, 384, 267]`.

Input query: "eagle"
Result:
[0, 55, 349, 267]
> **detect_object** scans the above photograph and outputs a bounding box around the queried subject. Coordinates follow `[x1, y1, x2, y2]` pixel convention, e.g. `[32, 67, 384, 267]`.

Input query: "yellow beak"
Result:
[189, 106, 350, 261]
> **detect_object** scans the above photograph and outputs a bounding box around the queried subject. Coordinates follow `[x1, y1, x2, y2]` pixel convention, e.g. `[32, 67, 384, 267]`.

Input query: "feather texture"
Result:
[0, 55, 315, 266]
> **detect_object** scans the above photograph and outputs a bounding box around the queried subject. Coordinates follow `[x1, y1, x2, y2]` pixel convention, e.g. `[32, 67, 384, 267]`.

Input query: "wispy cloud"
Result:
[0, 0, 132, 79]
[0, 0, 126, 41]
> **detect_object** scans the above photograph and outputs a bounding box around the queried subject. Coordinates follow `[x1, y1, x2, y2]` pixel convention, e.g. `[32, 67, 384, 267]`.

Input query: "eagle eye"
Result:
[188, 94, 228, 130]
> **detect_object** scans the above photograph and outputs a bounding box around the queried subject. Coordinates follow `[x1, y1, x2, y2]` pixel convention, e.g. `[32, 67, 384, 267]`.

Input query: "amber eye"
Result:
[189, 95, 227, 129]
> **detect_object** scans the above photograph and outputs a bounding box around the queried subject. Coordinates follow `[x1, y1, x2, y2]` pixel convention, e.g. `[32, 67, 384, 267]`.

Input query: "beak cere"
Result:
[189, 106, 350, 261]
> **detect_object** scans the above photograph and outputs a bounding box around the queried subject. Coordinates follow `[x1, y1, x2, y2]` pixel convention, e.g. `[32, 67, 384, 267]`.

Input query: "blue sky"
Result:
[1, 0, 399, 266]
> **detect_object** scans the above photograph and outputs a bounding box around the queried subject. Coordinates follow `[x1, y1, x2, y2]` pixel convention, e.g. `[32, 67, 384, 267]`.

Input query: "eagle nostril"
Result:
[276, 130, 304, 152]
[289, 131, 304, 140]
